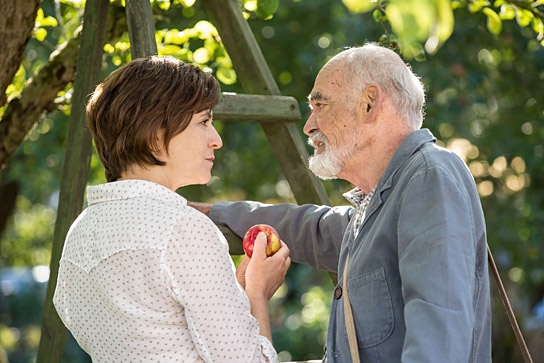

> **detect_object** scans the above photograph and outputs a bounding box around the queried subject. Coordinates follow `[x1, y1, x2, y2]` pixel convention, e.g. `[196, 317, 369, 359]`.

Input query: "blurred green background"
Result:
[1, 0, 543, 361]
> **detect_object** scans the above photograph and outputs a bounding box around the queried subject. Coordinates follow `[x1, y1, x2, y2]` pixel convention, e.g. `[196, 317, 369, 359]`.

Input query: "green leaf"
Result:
[34, 28, 48, 42]
[159, 44, 182, 55]
[153, 0, 170, 10]
[194, 20, 218, 38]
[256, 0, 279, 19]
[386, 0, 435, 42]
[372, 9, 385, 22]
[483, 7, 502, 34]
[60, 0, 85, 7]
[342, 0, 379, 14]
[434, 0, 455, 43]
[103, 44, 115, 54]
[193, 47, 210, 64]
[164, 29, 190, 45]
[468, 0, 490, 13]
[179, 0, 196, 7]
[34, 8, 57, 30]
[114, 39, 131, 52]
[531, 17, 543, 37]
[5, 66, 26, 97]
[498, 4, 516, 20]
[216, 67, 237, 85]
[40, 15, 58, 27]
[451, 0, 466, 10]
[515, 8, 533, 27]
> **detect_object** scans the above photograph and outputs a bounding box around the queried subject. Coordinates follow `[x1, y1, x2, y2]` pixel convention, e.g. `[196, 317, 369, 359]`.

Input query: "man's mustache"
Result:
[308, 131, 328, 148]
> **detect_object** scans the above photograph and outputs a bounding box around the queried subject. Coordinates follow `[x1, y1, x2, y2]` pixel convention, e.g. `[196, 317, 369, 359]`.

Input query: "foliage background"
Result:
[0, 0, 543, 361]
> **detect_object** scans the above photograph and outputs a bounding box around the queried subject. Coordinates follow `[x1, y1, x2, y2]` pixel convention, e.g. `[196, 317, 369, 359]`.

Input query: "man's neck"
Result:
[340, 129, 412, 194]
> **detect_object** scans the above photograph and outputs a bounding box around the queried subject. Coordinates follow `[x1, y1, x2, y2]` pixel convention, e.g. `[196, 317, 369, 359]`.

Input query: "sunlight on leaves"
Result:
[159, 44, 183, 55]
[59, 0, 85, 7]
[35, 8, 58, 28]
[508, 267, 525, 283]
[179, 0, 196, 7]
[0, 325, 19, 351]
[515, 7, 534, 27]
[383, 0, 454, 57]
[498, 3, 516, 20]
[468, 0, 490, 13]
[194, 20, 218, 38]
[34, 28, 48, 42]
[363, 0, 542, 56]
[103, 44, 115, 54]
[477, 180, 494, 197]
[243, 0, 279, 19]
[483, 7, 502, 34]
[193, 47, 210, 64]
[342, 0, 380, 13]
[164, 29, 190, 45]
[244, 0, 258, 11]
[447, 138, 479, 161]
[216, 67, 237, 85]
[155, 0, 171, 11]
[5, 66, 26, 98]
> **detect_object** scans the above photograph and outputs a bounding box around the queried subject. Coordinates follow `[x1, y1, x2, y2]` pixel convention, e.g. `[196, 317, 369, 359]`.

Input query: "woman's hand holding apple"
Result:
[240, 232, 290, 301]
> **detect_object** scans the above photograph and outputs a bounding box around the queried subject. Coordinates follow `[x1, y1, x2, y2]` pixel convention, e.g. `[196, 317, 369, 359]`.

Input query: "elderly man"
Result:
[190, 43, 491, 362]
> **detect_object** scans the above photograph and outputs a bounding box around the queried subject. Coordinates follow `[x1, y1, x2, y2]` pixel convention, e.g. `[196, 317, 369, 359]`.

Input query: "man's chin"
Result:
[308, 156, 340, 180]
[313, 173, 338, 181]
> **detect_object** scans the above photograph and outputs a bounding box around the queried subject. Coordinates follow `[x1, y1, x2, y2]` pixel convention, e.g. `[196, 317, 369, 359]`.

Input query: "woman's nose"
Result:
[210, 126, 223, 149]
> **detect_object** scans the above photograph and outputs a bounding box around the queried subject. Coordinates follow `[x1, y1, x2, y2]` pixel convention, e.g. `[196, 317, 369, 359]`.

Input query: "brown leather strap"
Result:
[343, 254, 360, 362]
[487, 244, 533, 363]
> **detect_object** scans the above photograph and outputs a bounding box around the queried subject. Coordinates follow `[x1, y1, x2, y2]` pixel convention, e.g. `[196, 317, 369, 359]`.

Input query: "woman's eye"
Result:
[200, 119, 210, 126]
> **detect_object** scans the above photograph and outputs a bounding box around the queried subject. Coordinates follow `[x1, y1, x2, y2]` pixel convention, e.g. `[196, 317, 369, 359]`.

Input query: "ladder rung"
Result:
[214, 93, 301, 122]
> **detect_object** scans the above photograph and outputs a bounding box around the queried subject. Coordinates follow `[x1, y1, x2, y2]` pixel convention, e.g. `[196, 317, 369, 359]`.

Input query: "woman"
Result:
[53, 56, 291, 362]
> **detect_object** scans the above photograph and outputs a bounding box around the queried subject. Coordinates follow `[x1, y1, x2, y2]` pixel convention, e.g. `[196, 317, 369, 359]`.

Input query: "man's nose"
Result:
[303, 114, 318, 136]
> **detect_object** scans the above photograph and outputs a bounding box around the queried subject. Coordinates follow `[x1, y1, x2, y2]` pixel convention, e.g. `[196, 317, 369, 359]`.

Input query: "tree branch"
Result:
[0, 3, 127, 169]
[0, 0, 41, 107]
[506, 0, 544, 22]
[0, 32, 80, 169]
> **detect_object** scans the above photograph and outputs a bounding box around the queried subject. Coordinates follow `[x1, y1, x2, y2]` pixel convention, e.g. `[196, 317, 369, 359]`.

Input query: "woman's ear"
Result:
[152, 129, 168, 160]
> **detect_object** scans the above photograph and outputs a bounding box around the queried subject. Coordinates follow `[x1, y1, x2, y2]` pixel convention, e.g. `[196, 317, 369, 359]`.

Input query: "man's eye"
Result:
[200, 119, 210, 126]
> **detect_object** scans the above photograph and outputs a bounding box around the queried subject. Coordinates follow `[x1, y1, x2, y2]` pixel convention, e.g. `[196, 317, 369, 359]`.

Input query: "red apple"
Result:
[242, 224, 281, 258]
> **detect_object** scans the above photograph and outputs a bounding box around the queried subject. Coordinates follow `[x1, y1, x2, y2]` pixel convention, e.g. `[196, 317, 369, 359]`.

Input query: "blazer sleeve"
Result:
[210, 201, 353, 272]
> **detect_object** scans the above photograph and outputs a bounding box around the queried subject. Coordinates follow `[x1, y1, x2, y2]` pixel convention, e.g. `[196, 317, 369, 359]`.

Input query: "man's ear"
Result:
[359, 84, 378, 120]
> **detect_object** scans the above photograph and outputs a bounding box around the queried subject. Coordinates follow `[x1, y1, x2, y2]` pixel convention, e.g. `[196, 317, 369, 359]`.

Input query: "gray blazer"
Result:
[210, 129, 492, 362]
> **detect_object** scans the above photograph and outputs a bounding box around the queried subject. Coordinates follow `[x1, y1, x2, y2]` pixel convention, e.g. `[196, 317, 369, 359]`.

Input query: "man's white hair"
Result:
[330, 43, 426, 130]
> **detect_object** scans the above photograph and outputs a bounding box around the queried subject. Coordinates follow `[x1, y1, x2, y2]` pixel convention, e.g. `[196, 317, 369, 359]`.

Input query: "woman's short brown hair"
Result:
[86, 56, 221, 182]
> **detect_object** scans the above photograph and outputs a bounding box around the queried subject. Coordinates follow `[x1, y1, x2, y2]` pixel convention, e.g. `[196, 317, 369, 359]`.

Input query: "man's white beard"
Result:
[307, 133, 344, 180]
[308, 149, 342, 180]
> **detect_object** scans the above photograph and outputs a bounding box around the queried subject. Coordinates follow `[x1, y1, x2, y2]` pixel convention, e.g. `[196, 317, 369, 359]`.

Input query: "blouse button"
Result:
[334, 286, 343, 299]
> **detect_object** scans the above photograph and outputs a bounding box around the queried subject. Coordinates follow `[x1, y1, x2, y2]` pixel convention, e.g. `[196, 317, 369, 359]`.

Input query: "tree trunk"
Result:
[0, 3, 127, 169]
[0, 0, 40, 107]
[0, 33, 80, 169]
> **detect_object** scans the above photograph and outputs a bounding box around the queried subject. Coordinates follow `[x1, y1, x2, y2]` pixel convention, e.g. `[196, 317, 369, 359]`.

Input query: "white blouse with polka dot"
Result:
[53, 180, 278, 362]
